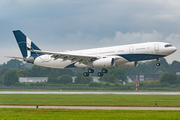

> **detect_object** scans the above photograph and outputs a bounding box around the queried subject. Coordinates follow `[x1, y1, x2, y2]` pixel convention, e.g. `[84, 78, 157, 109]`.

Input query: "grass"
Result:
[0, 108, 180, 120]
[0, 95, 180, 119]
[0, 94, 180, 107]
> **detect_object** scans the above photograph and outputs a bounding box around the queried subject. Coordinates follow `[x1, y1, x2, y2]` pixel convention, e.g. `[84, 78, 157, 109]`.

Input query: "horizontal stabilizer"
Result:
[5, 56, 26, 60]
[5, 56, 34, 63]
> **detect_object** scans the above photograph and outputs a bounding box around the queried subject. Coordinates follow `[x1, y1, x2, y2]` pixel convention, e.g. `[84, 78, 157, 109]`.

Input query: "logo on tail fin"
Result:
[26, 37, 31, 58]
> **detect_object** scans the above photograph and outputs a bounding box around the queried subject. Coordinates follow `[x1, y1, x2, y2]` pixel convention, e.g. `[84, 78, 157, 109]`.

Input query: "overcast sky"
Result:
[1, 0, 180, 64]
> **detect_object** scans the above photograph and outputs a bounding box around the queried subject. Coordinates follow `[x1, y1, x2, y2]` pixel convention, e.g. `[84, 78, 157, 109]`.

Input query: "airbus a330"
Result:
[8, 30, 177, 76]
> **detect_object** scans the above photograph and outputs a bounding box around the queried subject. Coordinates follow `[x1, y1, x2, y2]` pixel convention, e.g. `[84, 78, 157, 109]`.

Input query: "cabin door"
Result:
[129, 46, 134, 53]
[154, 44, 159, 51]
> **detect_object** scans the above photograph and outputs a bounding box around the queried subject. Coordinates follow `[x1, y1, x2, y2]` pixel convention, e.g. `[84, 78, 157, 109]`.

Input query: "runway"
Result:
[0, 105, 180, 110]
[0, 91, 180, 95]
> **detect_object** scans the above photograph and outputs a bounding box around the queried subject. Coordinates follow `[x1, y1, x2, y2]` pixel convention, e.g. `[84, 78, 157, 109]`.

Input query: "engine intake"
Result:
[92, 57, 115, 68]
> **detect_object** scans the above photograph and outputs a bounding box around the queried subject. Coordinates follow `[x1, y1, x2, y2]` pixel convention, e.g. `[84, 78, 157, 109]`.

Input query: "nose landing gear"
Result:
[156, 58, 161, 66]
[156, 63, 161, 66]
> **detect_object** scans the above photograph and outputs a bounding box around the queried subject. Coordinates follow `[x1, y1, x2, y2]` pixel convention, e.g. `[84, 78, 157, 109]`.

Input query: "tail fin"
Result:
[13, 30, 43, 58]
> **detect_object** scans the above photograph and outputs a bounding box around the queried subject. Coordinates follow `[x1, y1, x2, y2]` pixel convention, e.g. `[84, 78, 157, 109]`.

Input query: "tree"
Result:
[57, 74, 72, 84]
[154, 65, 167, 75]
[17, 69, 30, 77]
[102, 74, 119, 84]
[74, 72, 82, 84]
[75, 72, 92, 84]
[176, 77, 180, 84]
[0, 59, 27, 70]
[160, 73, 177, 84]
[135, 62, 149, 74]
[125, 58, 170, 76]
[101, 67, 127, 84]
[80, 76, 92, 84]
[169, 61, 180, 74]
[28, 65, 74, 83]
[3, 70, 19, 86]
[0, 68, 9, 77]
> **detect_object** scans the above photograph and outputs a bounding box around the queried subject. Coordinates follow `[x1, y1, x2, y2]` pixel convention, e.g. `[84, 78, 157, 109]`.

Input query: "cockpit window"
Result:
[165, 44, 173, 47]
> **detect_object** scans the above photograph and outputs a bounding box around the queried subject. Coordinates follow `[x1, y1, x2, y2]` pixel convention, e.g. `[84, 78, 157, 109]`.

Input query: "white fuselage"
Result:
[34, 42, 177, 69]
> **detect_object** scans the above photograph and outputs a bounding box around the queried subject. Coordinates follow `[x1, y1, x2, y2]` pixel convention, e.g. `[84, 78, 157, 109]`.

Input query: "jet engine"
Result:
[26, 57, 34, 63]
[92, 57, 115, 68]
[117, 61, 138, 68]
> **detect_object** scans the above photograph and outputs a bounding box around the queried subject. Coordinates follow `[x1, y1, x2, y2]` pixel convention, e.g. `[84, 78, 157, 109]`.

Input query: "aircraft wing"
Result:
[28, 49, 98, 64]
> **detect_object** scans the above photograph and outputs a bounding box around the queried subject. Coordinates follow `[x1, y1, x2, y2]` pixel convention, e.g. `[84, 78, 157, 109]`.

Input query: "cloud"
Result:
[1, 0, 180, 63]
[100, 30, 163, 45]
[165, 34, 180, 44]
[57, 31, 99, 49]
[100, 30, 180, 47]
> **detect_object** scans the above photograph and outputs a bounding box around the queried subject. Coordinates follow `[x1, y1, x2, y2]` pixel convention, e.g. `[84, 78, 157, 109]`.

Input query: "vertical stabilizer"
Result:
[13, 30, 42, 58]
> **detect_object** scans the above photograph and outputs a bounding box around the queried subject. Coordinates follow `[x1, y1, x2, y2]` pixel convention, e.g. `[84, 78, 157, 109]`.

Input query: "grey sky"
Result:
[0, 0, 180, 64]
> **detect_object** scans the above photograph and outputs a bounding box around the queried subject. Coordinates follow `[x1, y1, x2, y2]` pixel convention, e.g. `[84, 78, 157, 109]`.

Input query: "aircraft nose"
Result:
[171, 46, 177, 53]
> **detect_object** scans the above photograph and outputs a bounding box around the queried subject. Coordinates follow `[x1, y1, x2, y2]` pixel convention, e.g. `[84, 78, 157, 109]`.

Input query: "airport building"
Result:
[130, 74, 162, 81]
[72, 76, 100, 83]
[19, 77, 48, 83]
[176, 72, 180, 77]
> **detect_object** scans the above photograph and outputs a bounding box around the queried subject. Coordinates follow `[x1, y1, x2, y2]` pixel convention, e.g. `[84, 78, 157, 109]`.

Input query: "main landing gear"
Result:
[83, 68, 108, 77]
[83, 68, 94, 77]
[156, 58, 161, 66]
[97, 68, 108, 77]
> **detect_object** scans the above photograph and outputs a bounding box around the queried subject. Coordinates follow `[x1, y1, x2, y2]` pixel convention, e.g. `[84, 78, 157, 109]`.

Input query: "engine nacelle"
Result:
[24, 57, 34, 63]
[92, 57, 115, 68]
[117, 61, 138, 68]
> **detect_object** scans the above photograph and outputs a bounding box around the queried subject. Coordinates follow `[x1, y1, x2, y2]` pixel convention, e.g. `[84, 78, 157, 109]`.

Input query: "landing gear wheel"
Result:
[83, 72, 89, 77]
[97, 72, 103, 77]
[156, 63, 160, 66]
[102, 69, 108, 73]
[88, 68, 94, 73]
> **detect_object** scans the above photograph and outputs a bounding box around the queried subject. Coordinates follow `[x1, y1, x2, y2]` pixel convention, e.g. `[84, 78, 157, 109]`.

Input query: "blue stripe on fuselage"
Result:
[118, 54, 165, 62]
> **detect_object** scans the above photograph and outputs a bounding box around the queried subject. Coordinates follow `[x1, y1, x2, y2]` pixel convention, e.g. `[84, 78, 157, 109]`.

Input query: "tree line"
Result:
[0, 59, 128, 86]
[126, 58, 180, 76]
[0, 58, 180, 86]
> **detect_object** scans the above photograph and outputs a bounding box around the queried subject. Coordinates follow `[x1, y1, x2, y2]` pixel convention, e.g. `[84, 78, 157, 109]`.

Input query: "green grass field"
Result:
[0, 108, 180, 120]
[0, 94, 180, 107]
[1, 94, 180, 119]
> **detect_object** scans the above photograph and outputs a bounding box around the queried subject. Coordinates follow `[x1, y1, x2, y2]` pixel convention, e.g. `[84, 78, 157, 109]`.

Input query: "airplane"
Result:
[8, 30, 177, 77]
